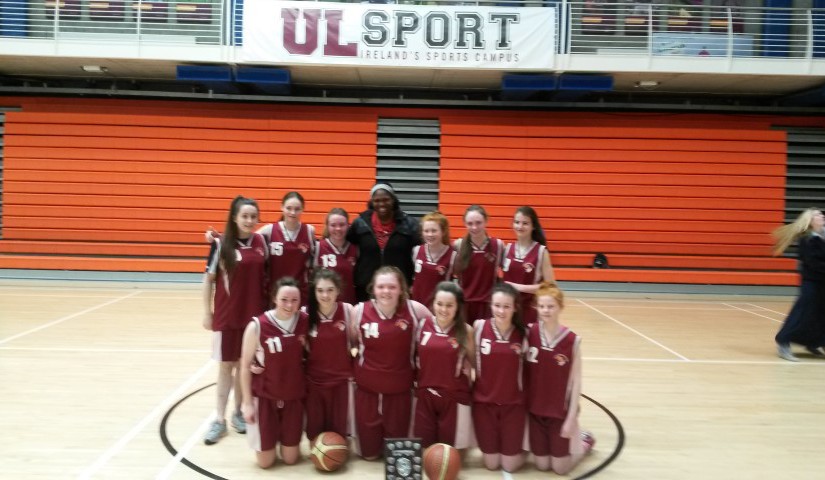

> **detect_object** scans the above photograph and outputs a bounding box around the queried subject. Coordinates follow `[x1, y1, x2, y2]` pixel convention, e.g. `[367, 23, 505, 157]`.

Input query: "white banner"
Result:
[241, 0, 555, 70]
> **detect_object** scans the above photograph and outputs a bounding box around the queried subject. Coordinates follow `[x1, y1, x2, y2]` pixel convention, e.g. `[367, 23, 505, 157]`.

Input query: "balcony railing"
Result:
[0, 1, 823, 60]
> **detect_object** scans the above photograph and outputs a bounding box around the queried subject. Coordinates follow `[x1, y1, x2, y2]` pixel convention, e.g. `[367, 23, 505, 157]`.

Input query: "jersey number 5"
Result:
[480, 338, 492, 355]
[270, 242, 284, 256]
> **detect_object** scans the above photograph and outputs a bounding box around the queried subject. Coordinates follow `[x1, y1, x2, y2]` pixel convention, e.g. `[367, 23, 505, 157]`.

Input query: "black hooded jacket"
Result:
[346, 208, 421, 301]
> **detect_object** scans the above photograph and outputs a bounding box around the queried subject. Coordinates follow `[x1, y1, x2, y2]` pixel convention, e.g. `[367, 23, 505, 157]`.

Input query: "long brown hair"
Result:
[432, 281, 469, 353]
[455, 205, 488, 274]
[220, 196, 259, 274]
[491, 282, 525, 336]
[307, 269, 342, 330]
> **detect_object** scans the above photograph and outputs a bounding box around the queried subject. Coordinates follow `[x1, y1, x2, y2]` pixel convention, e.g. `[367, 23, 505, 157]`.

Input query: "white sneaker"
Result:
[204, 421, 227, 445]
[777, 343, 799, 362]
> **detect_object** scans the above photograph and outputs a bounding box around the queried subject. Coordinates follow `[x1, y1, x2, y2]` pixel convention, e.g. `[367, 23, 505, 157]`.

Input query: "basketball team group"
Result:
[201, 182, 596, 475]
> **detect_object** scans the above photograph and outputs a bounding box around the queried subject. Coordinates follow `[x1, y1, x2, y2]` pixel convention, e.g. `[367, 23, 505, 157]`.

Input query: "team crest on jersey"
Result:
[510, 343, 523, 355]
[448, 337, 459, 349]
[436, 265, 447, 275]
[299, 243, 309, 253]
[485, 252, 496, 263]
[554, 353, 569, 366]
[523, 262, 535, 273]
[395, 320, 409, 331]
[335, 321, 346, 332]
[255, 247, 265, 257]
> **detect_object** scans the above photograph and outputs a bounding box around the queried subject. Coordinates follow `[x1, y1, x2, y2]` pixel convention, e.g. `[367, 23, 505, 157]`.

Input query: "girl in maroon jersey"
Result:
[349, 266, 431, 459]
[411, 212, 457, 308]
[453, 205, 505, 323]
[413, 281, 475, 450]
[202, 196, 268, 445]
[208, 192, 317, 303]
[502, 206, 555, 325]
[472, 282, 527, 473]
[239, 277, 309, 468]
[258, 191, 317, 303]
[526, 283, 595, 474]
[314, 208, 358, 304]
[304, 269, 355, 442]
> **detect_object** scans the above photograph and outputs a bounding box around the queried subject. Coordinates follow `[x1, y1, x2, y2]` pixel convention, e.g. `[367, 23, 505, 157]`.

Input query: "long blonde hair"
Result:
[772, 208, 821, 255]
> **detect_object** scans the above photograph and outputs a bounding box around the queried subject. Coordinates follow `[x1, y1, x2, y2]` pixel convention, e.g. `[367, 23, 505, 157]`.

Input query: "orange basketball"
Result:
[310, 432, 349, 472]
[422, 443, 461, 480]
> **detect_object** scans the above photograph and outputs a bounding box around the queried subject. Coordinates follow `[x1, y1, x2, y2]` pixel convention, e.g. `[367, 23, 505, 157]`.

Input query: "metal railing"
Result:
[0, 1, 823, 60]
[0, 0, 225, 45]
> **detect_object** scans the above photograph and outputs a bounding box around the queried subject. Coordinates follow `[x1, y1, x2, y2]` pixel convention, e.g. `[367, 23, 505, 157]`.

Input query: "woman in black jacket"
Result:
[346, 183, 422, 302]
[774, 208, 825, 361]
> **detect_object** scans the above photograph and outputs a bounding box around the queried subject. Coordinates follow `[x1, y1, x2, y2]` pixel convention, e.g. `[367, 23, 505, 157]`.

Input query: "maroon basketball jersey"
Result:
[314, 238, 358, 304]
[354, 300, 420, 395]
[456, 237, 503, 303]
[415, 316, 471, 404]
[472, 318, 525, 405]
[306, 302, 353, 387]
[525, 323, 579, 419]
[502, 242, 547, 317]
[411, 245, 457, 307]
[251, 310, 309, 401]
[208, 234, 268, 331]
[266, 222, 316, 297]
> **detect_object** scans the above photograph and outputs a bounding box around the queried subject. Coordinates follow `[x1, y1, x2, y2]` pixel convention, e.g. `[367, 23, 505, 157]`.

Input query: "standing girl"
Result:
[314, 208, 358, 304]
[413, 282, 475, 450]
[411, 212, 457, 308]
[350, 266, 431, 459]
[453, 205, 505, 322]
[472, 283, 527, 472]
[503, 206, 555, 325]
[239, 278, 309, 468]
[526, 283, 595, 474]
[305, 269, 355, 441]
[202, 196, 268, 445]
[258, 192, 316, 303]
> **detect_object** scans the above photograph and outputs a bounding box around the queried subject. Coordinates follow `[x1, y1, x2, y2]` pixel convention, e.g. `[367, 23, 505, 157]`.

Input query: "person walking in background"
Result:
[773, 208, 825, 361]
[347, 183, 421, 301]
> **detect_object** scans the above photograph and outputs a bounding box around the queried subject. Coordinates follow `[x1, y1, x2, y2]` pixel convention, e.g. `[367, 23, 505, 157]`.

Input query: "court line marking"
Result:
[722, 303, 783, 324]
[576, 299, 690, 361]
[744, 303, 787, 316]
[0, 291, 142, 346]
[585, 357, 825, 365]
[567, 305, 739, 311]
[156, 413, 216, 480]
[501, 471, 514, 480]
[77, 360, 214, 480]
[0, 347, 210, 354]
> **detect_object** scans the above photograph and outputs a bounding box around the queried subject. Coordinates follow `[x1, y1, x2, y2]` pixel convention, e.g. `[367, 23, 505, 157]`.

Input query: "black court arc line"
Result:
[159, 383, 229, 480]
[574, 393, 625, 480]
[160, 385, 624, 479]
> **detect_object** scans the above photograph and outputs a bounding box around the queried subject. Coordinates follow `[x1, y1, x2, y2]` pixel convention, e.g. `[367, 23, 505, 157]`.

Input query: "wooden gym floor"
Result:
[1, 279, 824, 480]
